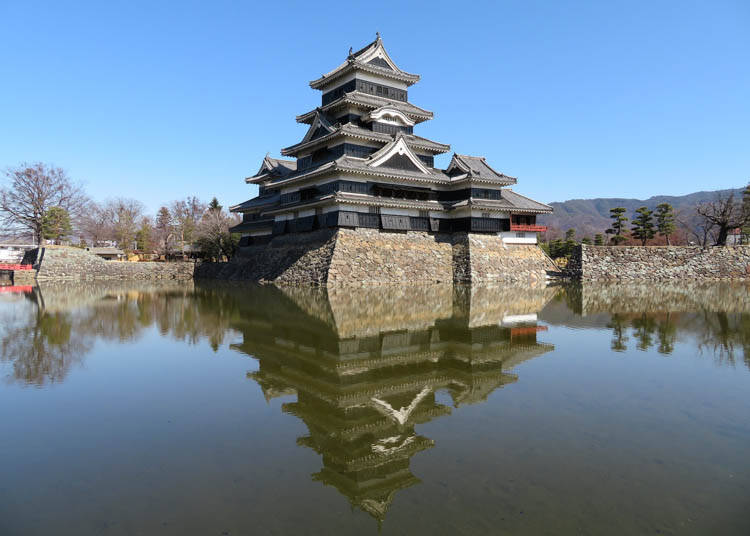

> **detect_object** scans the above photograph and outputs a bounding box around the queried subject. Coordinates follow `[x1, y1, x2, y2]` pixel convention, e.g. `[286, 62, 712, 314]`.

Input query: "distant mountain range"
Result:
[540, 188, 744, 238]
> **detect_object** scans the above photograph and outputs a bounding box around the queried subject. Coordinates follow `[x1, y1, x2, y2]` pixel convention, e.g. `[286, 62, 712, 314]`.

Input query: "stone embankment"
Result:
[567, 244, 750, 281]
[27, 247, 194, 281]
[195, 228, 558, 285]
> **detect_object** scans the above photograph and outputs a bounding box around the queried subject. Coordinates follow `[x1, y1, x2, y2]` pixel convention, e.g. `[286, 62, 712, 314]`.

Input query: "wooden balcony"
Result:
[510, 224, 547, 233]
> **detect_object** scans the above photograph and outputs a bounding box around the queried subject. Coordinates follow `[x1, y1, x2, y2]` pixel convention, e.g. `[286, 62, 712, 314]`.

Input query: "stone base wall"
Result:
[31, 247, 195, 281]
[461, 233, 559, 285]
[328, 228, 454, 284]
[568, 244, 750, 281]
[194, 229, 337, 284]
[196, 228, 557, 285]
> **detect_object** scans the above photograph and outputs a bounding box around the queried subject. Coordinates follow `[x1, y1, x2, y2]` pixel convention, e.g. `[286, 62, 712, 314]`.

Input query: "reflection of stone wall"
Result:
[278, 283, 557, 338]
[35, 280, 193, 313]
[32, 247, 195, 281]
[578, 282, 750, 314]
[457, 284, 559, 327]
[568, 245, 750, 281]
[326, 284, 454, 337]
[196, 228, 556, 285]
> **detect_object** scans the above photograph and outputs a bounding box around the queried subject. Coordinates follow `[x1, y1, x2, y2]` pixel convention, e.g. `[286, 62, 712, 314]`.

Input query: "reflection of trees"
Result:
[1, 284, 243, 386]
[632, 314, 657, 351]
[607, 314, 629, 352]
[557, 284, 749, 366]
[1, 310, 91, 386]
[695, 311, 750, 368]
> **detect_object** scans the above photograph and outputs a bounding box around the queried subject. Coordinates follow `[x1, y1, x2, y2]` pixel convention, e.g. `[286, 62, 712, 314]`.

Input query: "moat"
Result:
[1, 282, 749, 535]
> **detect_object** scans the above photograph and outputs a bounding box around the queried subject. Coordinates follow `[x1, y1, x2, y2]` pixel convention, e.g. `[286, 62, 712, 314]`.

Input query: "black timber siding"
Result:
[381, 214, 410, 230]
[322, 78, 407, 106]
[372, 122, 413, 135]
[437, 188, 503, 202]
[267, 212, 510, 235]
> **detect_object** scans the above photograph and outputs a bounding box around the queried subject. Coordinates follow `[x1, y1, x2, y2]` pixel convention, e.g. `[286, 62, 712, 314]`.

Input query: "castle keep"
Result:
[223, 35, 555, 285]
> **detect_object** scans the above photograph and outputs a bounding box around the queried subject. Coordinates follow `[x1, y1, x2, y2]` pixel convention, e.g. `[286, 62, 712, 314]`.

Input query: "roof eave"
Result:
[309, 62, 421, 90]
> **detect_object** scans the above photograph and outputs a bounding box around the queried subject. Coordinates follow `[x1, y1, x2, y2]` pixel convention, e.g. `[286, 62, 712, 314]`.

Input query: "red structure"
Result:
[0, 264, 32, 270]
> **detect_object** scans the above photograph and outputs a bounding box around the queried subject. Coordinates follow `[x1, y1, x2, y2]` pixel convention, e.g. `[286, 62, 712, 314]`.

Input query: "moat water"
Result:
[1, 281, 749, 535]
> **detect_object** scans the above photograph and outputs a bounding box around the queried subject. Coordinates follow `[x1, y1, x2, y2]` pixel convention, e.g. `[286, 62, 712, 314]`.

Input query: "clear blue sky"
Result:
[1, 0, 748, 214]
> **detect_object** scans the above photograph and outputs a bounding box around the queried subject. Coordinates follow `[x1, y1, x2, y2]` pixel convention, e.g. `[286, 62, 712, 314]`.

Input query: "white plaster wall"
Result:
[471, 209, 510, 219]
[499, 231, 538, 244]
[380, 207, 419, 217]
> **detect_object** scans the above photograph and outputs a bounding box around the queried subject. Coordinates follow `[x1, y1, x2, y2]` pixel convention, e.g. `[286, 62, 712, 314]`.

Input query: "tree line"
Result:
[543, 184, 750, 259]
[0, 162, 240, 260]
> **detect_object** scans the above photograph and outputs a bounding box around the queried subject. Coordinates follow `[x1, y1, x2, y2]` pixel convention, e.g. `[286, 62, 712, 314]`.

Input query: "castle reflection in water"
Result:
[232, 284, 556, 521]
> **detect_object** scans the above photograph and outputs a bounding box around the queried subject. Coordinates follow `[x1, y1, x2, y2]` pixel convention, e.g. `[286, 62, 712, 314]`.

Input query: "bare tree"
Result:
[103, 198, 144, 251]
[194, 198, 240, 261]
[0, 162, 89, 244]
[79, 202, 113, 246]
[677, 209, 716, 247]
[170, 197, 206, 254]
[695, 191, 750, 246]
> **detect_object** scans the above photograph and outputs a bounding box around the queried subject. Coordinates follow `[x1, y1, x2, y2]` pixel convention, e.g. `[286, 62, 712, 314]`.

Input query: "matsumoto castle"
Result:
[230, 35, 551, 246]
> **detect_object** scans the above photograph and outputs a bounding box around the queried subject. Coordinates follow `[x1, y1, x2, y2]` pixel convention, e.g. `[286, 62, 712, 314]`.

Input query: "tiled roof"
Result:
[309, 37, 420, 89]
[296, 91, 433, 124]
[494, 189, 552, 213]
[281, 123, 450, 156]
[246, 155, 297, 184]
[230, 194, 280, 212]
[448, 154, 517, 185]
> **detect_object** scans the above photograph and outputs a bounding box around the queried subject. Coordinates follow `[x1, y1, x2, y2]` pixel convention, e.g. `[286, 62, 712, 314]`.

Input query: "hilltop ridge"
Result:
[540, 188, 744, 236]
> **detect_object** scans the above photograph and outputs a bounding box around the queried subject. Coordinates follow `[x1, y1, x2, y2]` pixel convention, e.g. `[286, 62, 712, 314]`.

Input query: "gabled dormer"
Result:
[245, 154, 297, 184]
[300, 111, 336, 144]
[367, 134, 432, 174]
[446, 154, 517, 185]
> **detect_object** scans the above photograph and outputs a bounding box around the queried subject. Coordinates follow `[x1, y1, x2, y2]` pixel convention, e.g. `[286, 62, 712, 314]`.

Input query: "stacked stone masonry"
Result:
[567, 244, 750, 281]
[195, 228, 558, 285]
[29, 247, 195, 281]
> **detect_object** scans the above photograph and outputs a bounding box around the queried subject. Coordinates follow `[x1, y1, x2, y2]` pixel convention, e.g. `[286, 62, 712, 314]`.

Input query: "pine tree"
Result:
[655, 203, 676, 245]
[564, 228, 577, 257]
[581, 237, 592, 245]
[631, 206, 656, 245]
[594, 234, 604, 246]
[605, 207, 628, 245]
[41, 206, 72, 245]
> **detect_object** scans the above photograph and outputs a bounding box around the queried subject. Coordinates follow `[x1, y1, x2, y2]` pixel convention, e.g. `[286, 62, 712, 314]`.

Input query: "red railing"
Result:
[510, 224, 548, 233]
[510, 326, 549, 337]
[0, 264, 33, 270]
[0, 285, 34, 294]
